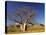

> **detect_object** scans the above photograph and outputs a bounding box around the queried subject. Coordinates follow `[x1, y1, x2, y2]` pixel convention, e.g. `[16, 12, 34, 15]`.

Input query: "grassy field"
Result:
[6, 24, 45, 34]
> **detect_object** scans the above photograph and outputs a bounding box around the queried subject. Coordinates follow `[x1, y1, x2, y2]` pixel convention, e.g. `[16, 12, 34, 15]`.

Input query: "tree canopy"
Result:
[7, 6, 36, 24]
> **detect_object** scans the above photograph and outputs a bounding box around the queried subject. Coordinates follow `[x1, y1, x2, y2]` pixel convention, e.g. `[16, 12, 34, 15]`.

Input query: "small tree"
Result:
[8, 6, 35, 32]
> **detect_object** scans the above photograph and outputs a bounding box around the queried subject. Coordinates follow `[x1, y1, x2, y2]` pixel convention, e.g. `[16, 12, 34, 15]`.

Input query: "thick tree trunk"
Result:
[20, 24, 23, 32]
[23, 23, 26, 32]
[20, 23, 26, 32]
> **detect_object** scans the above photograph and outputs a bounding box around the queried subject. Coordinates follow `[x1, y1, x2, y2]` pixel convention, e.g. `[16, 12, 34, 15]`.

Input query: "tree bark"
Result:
[20, 23, 26, 32]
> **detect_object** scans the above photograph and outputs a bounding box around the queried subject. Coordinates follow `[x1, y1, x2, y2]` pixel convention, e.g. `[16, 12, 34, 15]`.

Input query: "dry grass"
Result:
[27, 25, 44, 32]
[6, 24, 45, 34]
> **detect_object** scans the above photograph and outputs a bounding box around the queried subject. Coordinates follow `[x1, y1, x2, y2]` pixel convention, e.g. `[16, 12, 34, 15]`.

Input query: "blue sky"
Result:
[6, 1, 45, 25]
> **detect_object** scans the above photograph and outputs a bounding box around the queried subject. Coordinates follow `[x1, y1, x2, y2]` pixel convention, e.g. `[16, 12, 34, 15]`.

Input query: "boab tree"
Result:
[8, 6, 36, 32]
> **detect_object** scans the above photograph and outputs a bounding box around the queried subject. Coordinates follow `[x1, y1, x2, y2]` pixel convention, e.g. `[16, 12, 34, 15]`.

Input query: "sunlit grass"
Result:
[6, 24, 45, 34]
